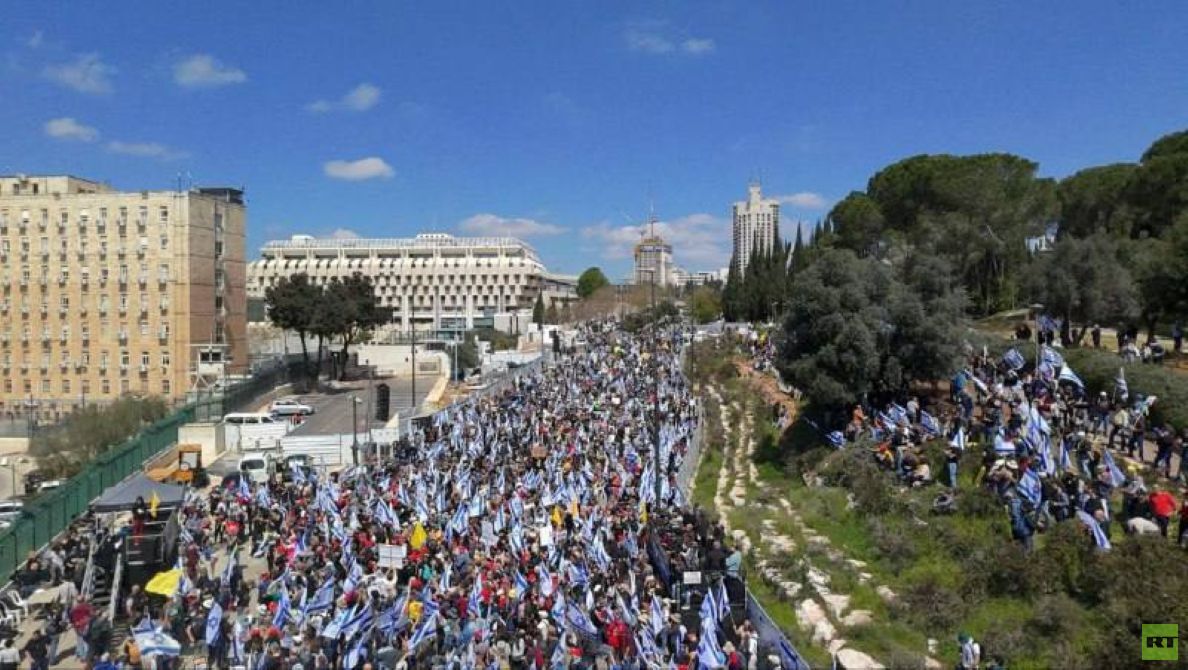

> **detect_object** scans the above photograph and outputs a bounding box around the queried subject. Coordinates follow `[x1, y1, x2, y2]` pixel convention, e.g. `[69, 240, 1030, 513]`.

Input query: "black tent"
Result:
[90, 473, 186, 514]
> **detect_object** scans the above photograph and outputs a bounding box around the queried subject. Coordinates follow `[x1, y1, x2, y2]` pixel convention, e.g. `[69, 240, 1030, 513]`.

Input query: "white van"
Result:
[222, 413, 278, 425]
[238, 454, 272, 484]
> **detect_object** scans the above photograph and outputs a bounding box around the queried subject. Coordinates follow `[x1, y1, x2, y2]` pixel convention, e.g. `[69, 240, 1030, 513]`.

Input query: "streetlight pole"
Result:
[643, 268, 662, 506]
[410, 324, 417, 415]
[350, 394, 361, 465]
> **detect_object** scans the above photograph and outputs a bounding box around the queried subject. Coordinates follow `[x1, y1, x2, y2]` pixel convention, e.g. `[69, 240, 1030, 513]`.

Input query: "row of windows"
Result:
[2, 375, 172, 399]
[252, 272, 530, 287]
[2, 349, 171, 367]
[261, 257, 532, 270]
[0, 321, 170, 342]
[0, 205, 169, 230]
[2, 263, 171, 284]
[0, 235, 170, 256]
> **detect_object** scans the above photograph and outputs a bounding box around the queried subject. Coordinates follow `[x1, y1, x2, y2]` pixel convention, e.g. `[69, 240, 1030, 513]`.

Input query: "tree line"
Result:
[720, 128, 1188, 421]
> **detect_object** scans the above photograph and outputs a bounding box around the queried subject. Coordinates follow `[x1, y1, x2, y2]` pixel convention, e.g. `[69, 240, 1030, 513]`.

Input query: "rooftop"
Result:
[261, 233, 541, 260]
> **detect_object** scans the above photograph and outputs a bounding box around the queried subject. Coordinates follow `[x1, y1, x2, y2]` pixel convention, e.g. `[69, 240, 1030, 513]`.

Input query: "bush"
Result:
[957, 487, 1004, 518]
[869, 518, 920, 573]
[1064, 347, 1188, 430]
[897, 579, 968, 631]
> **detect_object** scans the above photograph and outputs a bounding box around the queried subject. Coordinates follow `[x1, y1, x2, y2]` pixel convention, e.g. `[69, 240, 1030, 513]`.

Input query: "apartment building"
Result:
[0, 175, 246, 422]
[248, 233, 576, 335]
[732, 181, 780, 276]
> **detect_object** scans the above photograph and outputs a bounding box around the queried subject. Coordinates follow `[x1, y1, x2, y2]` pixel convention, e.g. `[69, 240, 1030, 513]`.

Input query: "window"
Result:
[82, 379, 90, 395]
[41, 379, 50, 393]
[139, 320, 149, 336]
[81, 324, 89, 340]
[62, 378, 70, 395]
[120, 350, 129, 367]
[101, 379, 110, 395]
[39, 237, 48, 254]
[119, 294, 128, 312]
[140, 351, 150, 367]
[23, 380, 31, 394]
[100, 351, 109, 368]
[160, 235, 169, 250]
[61, 325, 69, 341]
[161, 351, 171, 367]
[158, 206, 168, 223]
[20, 238, 28, 254]
[81, 352, 89, 367]
[158, 264, 170, 282]
[2, 380, 9, 394]
[41, 352, 49, 368]
[162, 379, 171, 395]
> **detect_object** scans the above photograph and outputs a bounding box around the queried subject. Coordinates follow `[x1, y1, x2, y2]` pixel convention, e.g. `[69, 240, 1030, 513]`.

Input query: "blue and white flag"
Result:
[1018, 470, 1042, 506]
[1115, 367, 1129, 400]
[272, 586, 291, 630]
[1101, 449, 1126, 487]
[564, 603, 600, 640]
[232, 618, 245, 662]
[1076, 510, 1112, 551]
[134, 629, 182, 658]
[993, 432, 1015, 455]
[651, 596, 665, 638]
[1041, 345, 1064, 369]
[697, 619, 726, 670]
[1058, 364, 1084, 388]
[1060, 440, 1072, 472]
[306, 578, 336, 614]
[1003, 348, 1026, 371]
[408, 616, 437, 651]
[919, 411, 940, 436]
[205, 601, 223, 646]
[826, 431, 845, 448]
[514, 570, 529, 599]
[343, 628, 370, 669]
[699, 587, 718, 625]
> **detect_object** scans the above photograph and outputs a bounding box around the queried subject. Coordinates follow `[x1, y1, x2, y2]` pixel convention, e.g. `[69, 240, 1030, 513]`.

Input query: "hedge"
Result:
[1063, 348, 1188, 431]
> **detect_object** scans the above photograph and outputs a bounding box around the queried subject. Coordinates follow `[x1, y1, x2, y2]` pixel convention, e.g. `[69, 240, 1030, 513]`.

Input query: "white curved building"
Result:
[248, 233, 575, 334]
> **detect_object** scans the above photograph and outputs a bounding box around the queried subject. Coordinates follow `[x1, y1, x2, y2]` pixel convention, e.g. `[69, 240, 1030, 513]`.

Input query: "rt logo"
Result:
[1143, 624, 1179, 662]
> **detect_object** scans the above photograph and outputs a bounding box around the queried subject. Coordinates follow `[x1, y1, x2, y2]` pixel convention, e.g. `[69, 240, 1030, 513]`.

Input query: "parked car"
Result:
[22, 469, 48, 492]
[0, 499, 24, 521]
[281, 454, 314, 483]
[36, 480, 63, 494]
[269, 398, 315, 416]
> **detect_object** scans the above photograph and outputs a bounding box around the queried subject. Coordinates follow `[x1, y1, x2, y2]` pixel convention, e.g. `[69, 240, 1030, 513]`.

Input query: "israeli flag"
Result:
[1076, 510, 1112, 551]
[1101, 449, 1126, 487]
[205, 601, 223, 646]
[1018, 470, 1042, 506]
[1115, 367, 1129, 400]
[272, 586, 291, 630]
[699, 587, 718, 625]
[514, 571, 529, 599]
[408, 616, 437, 651]
[564, 603, 600, 640]
[1059, 441, 1072, 471]
[232, 618, 245, 662]
[1041, 345, 1064, 369]
[994, 433, 1016, 455]
[826, 431, 845, 448]
[1058, 364, 1084, 388]
[134, 629, 182, 658]
[538, 565, 554, 597]
[1002, 348, 1026, 371]
[343, 629, 370, 669]
[697, 619, 726, 669]
[306, 578, 336, 614]
[717, 581, 730, 622]
[920, 411, 940, 436]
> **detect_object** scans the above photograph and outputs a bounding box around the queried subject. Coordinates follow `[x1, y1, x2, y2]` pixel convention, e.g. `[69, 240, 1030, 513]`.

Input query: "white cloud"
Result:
[625, 30, 674, 54]
[458, 214, 564, 238]
[308, 83, 381, 113]
[323, 157, 394, 181]
[775, 192, 829, 209]
[625, 21, 714, 57]
[329, 228, 360, 239]
[26, 31, 43, 49]
[582, 213, 731, 267]
[106, 140, 187, 160]
[173, 54, 247, 88]
[681, 38, 716, 55]
[44, 117, 99, 143]
[43, 53, 114, 94]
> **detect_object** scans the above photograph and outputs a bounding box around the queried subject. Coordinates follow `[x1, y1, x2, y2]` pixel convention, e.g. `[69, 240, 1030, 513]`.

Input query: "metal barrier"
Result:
[677, 348, 811, 670]
[0, 362, 296, 583]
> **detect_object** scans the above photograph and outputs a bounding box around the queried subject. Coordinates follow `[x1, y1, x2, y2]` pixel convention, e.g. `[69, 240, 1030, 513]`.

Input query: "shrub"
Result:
[897, 580, 968, 631]
[1064, 347, 1188, 430]
[957, 487, 1004, 518]
[869, 518, 920, 573]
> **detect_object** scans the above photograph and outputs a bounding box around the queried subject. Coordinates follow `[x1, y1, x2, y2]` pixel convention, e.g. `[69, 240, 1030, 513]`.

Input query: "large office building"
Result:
[0, 175, 246, 422]
[247, 233, 577, 336]
[632, 214, 680, 287]
[731, 181, 780, 276]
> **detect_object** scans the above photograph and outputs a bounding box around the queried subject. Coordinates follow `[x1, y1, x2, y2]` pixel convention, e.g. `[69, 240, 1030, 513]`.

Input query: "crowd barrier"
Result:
[677, 347, 811, 670]
[0, 362, 297, 582]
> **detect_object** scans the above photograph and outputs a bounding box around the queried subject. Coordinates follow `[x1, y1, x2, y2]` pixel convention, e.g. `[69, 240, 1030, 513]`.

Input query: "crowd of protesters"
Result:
[83, 321, 789, 670]
[828, 329, 1188, 555]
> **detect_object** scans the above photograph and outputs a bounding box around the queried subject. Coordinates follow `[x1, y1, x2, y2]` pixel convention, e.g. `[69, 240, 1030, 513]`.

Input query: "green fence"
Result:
[0, 361, 296, 583]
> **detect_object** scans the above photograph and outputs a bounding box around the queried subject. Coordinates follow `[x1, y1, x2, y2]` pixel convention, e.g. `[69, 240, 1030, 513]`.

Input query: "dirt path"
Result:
[733, 362, 799, 422]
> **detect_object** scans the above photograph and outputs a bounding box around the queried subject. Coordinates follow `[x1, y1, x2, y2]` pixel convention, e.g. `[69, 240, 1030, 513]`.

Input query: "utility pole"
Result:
[647, 269, 662, 506]
[410, 325, 417, 416]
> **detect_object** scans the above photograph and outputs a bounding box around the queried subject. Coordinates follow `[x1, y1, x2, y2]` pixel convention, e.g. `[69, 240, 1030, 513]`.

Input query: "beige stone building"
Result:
[0, 175, 246, 422]
[732, 181, 780, 276]
[248, 233, 576, 337]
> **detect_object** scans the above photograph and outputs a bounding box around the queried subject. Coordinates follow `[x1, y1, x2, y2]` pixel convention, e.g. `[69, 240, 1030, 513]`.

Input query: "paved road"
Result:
[0, 455, 36, 501]
[286, 377, 430, 436]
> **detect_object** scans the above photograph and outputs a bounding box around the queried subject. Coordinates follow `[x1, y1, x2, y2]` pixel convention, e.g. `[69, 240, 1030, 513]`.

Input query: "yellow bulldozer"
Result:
[145, 443, 209, 487]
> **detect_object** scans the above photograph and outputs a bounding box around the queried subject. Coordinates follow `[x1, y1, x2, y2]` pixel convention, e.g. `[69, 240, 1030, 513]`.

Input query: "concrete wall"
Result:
[354, 344, 449, 378]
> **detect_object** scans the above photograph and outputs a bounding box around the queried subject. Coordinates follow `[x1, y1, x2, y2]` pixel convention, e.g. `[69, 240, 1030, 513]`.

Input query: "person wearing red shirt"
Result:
[1149, 488, 1177, 537]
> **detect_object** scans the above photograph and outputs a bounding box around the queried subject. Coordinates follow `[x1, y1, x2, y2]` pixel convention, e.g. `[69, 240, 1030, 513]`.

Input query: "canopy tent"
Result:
[90, 472, 186, 514]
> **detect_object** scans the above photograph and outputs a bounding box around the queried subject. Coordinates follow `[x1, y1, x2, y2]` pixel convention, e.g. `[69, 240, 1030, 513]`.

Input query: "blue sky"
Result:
[2, 2, 1186, 279]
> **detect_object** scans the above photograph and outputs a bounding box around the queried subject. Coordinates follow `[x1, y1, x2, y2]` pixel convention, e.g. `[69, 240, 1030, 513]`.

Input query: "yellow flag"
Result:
[639, 501, 648, 525]
[551, 505, 562, 527]
[409, 600, 423, 623]
[409, 522, 427, 550]
[149, 490, 160, 519]
[568, 498, 579, 520]
[144, 568, 182, 596]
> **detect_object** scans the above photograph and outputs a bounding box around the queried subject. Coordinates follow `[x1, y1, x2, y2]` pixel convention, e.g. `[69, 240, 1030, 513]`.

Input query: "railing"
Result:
[676, 346, 811, 670]
[107, 553, 123, 623]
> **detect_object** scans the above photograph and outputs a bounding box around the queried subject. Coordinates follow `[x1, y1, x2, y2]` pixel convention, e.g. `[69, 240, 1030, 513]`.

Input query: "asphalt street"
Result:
[269, 377, 429, 437]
